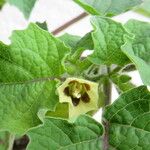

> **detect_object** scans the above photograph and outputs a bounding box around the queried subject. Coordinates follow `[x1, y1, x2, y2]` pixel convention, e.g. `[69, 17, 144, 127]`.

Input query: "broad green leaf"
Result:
[0, 131, 9, 150]
[122, 20, 150, 85]
[7, 0, 37, 18]
[0, 80, 58, 134]
[0, 24, 70, 134]
[74, 0, 142, 16]
[104, 86, 150, 149]
[88, 17, 130, 66]
[0, 23, 70, 83]
[27, 115, 103, 150]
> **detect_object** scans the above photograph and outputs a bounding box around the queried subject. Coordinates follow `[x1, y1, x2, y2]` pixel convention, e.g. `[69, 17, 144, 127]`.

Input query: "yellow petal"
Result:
[57, 77, 99, 119]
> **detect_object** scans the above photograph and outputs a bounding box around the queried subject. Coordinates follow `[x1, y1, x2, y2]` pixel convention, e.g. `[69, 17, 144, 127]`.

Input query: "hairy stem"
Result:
[102, 67, 112, 150]
[7, 133, 15, 150]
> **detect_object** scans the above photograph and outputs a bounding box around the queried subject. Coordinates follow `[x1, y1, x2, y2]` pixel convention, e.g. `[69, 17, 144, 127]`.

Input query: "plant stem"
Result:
[52, 12, 88, 35]
[7, 133, 15, 150]
[102, 67, 112, 150]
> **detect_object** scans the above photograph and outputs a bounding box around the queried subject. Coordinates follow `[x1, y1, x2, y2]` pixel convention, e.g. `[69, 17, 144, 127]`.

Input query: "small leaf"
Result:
[88, 17, 130, 66]
[57, 78, 99, 119]
[74, 0, 142, 16]
[7, 0, 37, 18]
[59, 33, 81, 53]
[60, 33, 93, 75]
[27, 115, 103, 150]
[104, 86, 150, 149]
[46, 103, 69, 119]
[35, 21, 48, 31]
[122, 19, 150, 85]
[111, 74, 135, 93]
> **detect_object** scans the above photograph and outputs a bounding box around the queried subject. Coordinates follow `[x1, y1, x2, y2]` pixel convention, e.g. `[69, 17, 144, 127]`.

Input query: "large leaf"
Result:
[27, 115, 103, 150]
[0, 80, 58, 134]
[0, 24, 70, 134]
[0, 23, 70, 83]
[122, 20, 150, 85]
[7, 0, 37, 18]
[74, 0, 142, 16]
[104, 86, 150, 149]
[88, 17, 130, 66]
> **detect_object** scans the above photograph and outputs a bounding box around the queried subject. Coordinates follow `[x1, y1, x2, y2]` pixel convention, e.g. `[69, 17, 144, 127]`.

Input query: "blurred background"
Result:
[0, 0, 150, 122]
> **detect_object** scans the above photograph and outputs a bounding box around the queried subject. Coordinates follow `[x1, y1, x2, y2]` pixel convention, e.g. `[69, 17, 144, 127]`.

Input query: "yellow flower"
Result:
[57, 78, 99, 119]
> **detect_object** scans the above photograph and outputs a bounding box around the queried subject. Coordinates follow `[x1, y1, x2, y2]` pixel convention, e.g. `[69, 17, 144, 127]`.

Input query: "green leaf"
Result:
[0, 131, 8, 150]
[59, 33, 93, 75]
[0, 24, 70, 134]
[7, 0, 37, 18]
[0, 0, 5, 9]
[74, 0, 142, 16]
[0, 80, 58, 134]
[0, 23, 70, 83]
[59, 33, 81, 53]
[36, 21, 48, 31]
[46, 103, 69, 119]
[111, 74, 135, 93]
[104, 86, 150, 149]
[88, 17, 130, 66]
[122, 20, 150, 85]
[59, 32, 93, 57]
[27, 115, 103, 150]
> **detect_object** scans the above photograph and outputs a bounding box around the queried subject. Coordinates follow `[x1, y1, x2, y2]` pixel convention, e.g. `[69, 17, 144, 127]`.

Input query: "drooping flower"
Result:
[57, 78, 99, 119]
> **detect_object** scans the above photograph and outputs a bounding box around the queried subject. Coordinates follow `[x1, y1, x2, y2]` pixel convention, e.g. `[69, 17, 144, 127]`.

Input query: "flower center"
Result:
[64, 80, 90, 106]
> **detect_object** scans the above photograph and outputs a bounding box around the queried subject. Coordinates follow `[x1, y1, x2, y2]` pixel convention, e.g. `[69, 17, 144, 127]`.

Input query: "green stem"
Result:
[102, 67, 112, 150]
[7, 133, 15, 150]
